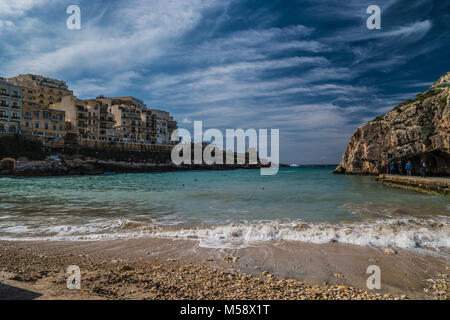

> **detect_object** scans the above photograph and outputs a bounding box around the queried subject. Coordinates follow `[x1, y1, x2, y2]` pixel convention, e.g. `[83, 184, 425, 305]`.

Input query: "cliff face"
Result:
[335, 72, 450, 176]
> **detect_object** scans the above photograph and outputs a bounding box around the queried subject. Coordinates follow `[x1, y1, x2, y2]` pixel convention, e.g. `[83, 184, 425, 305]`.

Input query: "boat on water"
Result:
[290, 164, 299, 167]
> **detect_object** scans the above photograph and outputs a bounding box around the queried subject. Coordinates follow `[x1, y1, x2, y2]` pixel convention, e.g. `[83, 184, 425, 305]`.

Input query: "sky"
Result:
[0, 0, 449, 164]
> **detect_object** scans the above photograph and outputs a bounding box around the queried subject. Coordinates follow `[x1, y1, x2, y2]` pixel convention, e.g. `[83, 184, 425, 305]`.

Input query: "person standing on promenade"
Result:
[398, 160, 403, 175]
[420, 159, 426, 178]
[406, 161, 413, 176]
[390, 162, 396, 175]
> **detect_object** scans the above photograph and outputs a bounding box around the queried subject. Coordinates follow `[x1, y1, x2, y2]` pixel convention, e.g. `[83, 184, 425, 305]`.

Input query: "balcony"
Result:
[0, 115, 8, 119]
[12, 95, 21, 99]
[11, 105, 21, 109]
[11, 117, 21, 122]
[77, 106, 88, 112]
[0, 92, 9, 97]
[24, 115, 33, 119]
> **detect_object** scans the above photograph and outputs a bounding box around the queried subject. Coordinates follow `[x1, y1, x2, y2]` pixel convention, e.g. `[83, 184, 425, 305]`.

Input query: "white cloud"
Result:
[0, 0, 53, 17]
[70, 71, 141, 97]
[325, 20, 433, 44]
[3, 0, 220, 77]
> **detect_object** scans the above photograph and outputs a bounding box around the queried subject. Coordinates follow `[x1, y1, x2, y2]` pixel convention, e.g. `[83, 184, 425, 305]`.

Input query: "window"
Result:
[60, 125, 63, 131]
[35, 123, 39, 129]
[45, 123, 49, 130]
[26, 122, 29, 128]
[0, 89, 6, 95]
[53, 125, 56, 131]
[59, 115, 63, 121]
[35, 112, 40, 119]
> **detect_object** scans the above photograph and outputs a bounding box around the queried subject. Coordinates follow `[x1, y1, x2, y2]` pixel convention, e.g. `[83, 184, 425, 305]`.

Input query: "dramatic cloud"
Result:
[0, 0, 449, 163]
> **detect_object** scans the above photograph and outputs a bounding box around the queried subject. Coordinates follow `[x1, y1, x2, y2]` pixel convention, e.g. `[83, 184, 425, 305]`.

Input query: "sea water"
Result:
[0, 167, 449, 251]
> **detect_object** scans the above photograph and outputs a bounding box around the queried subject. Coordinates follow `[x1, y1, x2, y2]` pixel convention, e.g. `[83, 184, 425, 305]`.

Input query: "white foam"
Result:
[148, 218, 450, 250]
[1, 217, 448, 254]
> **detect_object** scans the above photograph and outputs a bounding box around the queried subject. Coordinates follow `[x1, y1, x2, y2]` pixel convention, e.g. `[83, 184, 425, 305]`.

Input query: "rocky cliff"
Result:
[335, 72, 450, 176]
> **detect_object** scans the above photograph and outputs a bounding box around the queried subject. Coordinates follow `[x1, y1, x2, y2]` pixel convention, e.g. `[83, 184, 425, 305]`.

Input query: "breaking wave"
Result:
[2, 217, 449, 253]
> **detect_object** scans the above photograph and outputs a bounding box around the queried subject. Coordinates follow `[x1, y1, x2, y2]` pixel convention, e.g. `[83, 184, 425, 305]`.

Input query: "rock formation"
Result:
[335, 72, 450, 176]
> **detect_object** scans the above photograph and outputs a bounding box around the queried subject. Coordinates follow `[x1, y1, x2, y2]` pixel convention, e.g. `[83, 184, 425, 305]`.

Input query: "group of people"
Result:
[384, 159, 427, 177]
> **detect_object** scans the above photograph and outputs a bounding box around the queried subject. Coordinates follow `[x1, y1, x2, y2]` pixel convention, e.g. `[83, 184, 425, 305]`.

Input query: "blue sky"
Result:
[0, 0, 449, 164]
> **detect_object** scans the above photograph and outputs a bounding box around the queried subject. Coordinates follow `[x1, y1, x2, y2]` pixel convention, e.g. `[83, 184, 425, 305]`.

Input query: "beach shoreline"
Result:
[0, 238, 448, 300]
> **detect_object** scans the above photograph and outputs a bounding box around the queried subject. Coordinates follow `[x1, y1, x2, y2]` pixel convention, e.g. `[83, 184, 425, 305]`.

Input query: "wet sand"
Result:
[0, 238, 448, 300]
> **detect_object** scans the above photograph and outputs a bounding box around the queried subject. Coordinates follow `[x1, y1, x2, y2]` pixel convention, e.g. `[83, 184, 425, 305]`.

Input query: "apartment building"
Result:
[0, 78, 22, 134]
[150, 109, 177, 144]
[8, 74, 73, 108]
[141, 109, 157, 144]
[8, 74, 71, 138]
[97, 96, 146, 143]
[2, 74, 178, 146]
[96, 100, 116, 141]
[53, 96, 116, 141]
[22, 107, 66, 137]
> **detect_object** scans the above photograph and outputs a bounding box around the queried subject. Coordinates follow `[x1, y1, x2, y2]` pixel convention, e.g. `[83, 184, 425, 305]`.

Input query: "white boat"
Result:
[290, 164, 299, 167]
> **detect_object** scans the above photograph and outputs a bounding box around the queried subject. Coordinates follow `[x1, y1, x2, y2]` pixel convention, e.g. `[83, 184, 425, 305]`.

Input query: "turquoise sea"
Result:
[0, 167, 449, 251]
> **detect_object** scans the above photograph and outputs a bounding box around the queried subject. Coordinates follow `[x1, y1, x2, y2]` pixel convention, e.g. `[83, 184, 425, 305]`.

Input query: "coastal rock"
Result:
[7, 157, 263, 177]
[335, 72, 450, 175]
[383, 248, 397, 255]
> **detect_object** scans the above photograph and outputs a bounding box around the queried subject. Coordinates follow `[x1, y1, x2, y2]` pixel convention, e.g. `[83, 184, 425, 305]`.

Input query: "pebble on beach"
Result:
[0, 242, 447, 300]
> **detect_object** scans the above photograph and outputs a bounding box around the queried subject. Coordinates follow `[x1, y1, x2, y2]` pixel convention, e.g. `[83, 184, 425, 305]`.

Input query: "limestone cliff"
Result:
[335, 72, 450, 175]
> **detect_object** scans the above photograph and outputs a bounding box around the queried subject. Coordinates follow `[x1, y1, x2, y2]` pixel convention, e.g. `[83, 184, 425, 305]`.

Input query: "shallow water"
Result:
[0, 167, 449, 251]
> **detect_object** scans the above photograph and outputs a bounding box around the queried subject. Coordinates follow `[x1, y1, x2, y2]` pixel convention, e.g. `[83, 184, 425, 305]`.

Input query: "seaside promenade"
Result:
[377, 174, 450, 196]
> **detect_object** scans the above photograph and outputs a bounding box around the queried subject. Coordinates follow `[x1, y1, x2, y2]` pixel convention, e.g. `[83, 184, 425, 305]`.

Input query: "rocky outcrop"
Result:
[335, 72, 450, 176]
[7, 158, 263, 177]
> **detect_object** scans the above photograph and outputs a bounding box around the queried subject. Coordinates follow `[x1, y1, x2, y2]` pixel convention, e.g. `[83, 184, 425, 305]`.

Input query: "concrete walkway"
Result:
[377, 174, 450, 196]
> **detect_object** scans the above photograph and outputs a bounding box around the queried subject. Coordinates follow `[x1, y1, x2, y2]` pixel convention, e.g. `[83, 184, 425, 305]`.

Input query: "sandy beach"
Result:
[0, 238, 448, 300]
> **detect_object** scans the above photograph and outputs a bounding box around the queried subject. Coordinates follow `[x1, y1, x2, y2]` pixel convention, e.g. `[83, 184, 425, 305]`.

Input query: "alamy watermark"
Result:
[66, 5, 81, 30]
[171, 121, 279, 175]
[366, 265, 381, 290]
[366, 5, 381, 30]
[67, 265, 81, 290]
